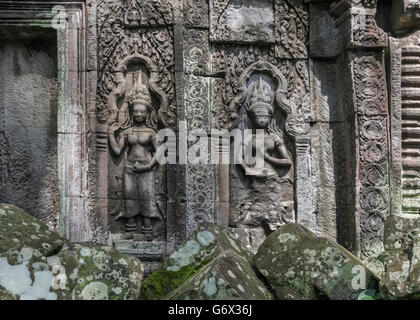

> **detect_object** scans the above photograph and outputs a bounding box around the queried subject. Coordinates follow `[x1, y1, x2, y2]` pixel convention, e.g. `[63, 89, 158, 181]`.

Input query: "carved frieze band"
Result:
[353, 55, 390, 258]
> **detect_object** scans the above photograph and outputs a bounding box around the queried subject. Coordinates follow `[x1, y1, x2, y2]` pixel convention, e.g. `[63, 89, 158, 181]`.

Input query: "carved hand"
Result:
[108, 123, 121, 135]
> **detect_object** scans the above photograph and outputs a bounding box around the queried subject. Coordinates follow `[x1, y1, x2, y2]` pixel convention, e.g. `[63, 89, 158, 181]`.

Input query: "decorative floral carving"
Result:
[184, 29, 209, 75]
[274, 0, 308, 59]
[186, 164, 215, 234]
[97, 0, 176, 127]
[278, 59, 312, 124]
[360, 118, 386, 141]
[184, 75, 210, 131]
[212, 45, 276, 129]
[360, 210, 385, 240]
[123, 0, 173, 28]
[354, 56, 387, 116]
[352, 14, 387, 48]
[360, 164, 386, 187]
[184, 0, 208, 28]
[353, 55, 389, 258]
[360, 187, 388, 212]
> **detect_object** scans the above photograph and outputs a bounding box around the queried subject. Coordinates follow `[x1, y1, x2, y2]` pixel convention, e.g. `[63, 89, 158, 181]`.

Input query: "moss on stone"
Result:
[0, 204, 144, 300]
[165, 251, 273, 300]
[139, 222, 260, 300]
[255, 223, 381, 300]
[140, 258, 212, 300]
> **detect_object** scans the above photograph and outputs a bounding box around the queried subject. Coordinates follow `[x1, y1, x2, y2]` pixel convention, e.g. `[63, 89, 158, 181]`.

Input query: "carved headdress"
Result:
[247, 77, 274, 116]
[127, 71, 152, 108]
[125, 71, 158, 130]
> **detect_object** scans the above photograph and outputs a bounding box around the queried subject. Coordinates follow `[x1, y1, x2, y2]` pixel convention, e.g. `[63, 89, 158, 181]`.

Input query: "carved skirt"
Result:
[123, 162, 160, 219]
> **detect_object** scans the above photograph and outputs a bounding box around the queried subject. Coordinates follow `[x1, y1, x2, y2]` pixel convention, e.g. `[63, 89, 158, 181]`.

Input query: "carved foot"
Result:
[125, 218, 137, 232]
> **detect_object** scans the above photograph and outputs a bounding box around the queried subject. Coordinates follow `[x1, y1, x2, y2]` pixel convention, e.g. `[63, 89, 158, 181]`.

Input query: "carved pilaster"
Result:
[295, 136, 317, 232]
[389, 32, 420, 217]
[352, 53, 390, 259]
[184, 0, 209, 29]
[392, 0, 420, 33]
[331, 0, 387, 51]
[389, 38, 402, 216]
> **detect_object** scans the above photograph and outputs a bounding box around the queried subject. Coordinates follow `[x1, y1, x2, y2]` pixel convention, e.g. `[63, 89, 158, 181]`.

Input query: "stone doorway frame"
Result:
[0, 1, 96, 241]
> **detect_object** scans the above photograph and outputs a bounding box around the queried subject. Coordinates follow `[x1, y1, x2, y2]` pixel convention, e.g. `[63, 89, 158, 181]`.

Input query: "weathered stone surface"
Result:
[5, 0, 420, 301]
[392, 0, 420, 33]
[56, 243, 144, 300]
[140, 222, 255, 300]
[0, 204, 143, 300]
[209, 0, 275, 44]
[0, 203, 66, 258]
[255, 223, 380, 300]
[0, 33, 59, 230]
[379, 215, 420, 299]
[274, 0, 309, 58]
[166, 250, 272, 300]
[309, 3, 340, 58]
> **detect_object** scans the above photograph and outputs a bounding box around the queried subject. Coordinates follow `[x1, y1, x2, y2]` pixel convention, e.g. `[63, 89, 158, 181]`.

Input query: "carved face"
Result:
[252, 114, 271, 129]
[132, 104, 148, 124]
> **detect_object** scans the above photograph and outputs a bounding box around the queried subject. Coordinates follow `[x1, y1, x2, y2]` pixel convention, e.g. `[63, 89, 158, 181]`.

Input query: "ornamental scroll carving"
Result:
[353, 55, 390, 258]
[274, 0, 309, 59]
[97, 0, 176, 128]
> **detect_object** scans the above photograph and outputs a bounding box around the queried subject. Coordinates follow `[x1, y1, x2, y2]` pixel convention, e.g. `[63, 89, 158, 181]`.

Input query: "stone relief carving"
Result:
[227, 60, 305, 249]
[184, 0, 209, 28]
[400, 45, 420, 214]
[123, 0, 173, 28]
[184, 29, 210, 77]
[96, 0, 175, 245]
[97, 0, 176, 128]
[392, 0, 420, 33]
[212, 45, 277, 130]
[389, 33, 420, 216]
[184, 74, 216, 235]
[352, 14, 387, 48]
[231, 77, 294, 228]
[108, 71, 163, 239]
[211, 45, 311, 133]
[353, 55, 389, 259]
[330, 0, 387, 50]
[209, 0, 275, 44]
[274, 0, 309, 59]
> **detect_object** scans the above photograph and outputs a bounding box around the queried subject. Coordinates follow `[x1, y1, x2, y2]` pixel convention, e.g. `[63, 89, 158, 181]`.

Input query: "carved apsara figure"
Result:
[241, 78, 292, 179]
[232, 77, 294, 232]
[108, 72, 160, 236]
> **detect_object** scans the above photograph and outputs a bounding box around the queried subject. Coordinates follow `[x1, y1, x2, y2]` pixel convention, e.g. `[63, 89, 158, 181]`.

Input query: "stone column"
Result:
[330, 0, 390, 261]
[183, 0, 217, 236]
[295, 136, 316, 232]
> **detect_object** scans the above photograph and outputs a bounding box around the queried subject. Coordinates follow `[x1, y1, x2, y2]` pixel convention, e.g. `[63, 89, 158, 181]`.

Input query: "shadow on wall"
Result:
[0, 27, 59, 230]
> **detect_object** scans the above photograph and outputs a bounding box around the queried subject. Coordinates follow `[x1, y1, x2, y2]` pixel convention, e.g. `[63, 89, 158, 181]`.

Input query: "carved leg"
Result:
[142, 217, 153, 241]
[125, 217, 137, 232]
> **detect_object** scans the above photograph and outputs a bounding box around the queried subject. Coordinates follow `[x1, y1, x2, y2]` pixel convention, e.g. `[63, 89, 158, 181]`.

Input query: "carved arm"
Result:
[108, 124, 125, 156]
